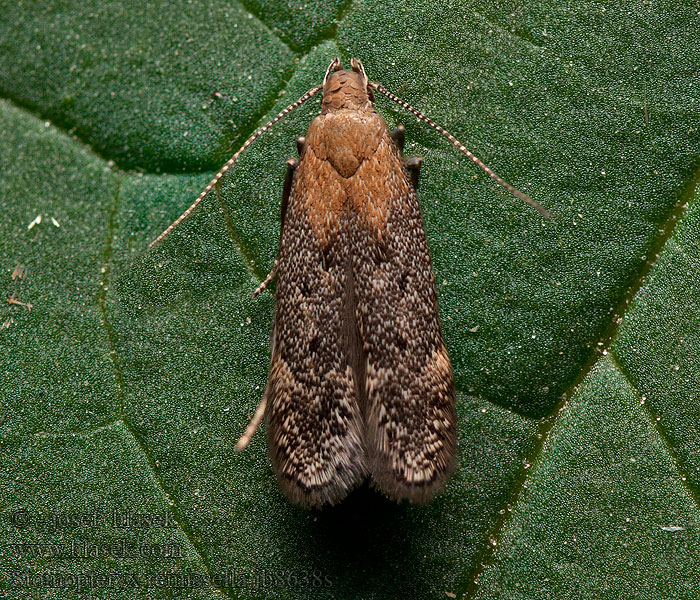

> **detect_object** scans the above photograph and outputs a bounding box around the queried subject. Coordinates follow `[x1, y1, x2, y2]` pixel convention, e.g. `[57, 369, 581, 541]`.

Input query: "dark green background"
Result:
[1, 1, 699, 598]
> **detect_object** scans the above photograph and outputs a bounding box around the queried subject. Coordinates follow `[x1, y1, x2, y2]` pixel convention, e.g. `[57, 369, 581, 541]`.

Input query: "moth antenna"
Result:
[149, 83, 324, 247]
[235, 394, 267, 451]
[368, 81, 550, 218]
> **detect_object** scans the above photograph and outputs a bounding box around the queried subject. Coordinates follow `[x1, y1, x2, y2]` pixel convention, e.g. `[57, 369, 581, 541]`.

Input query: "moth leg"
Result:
[296, 136, 306, 156]
[390, 125, 405, 153]
[252, 259, 278, 298]
[281, 157, 298, 231]
[234, 394, 267, 451]
[254, 152, 299, 300]
[257, 155, 299, 299]
[405, 156, 423, 189]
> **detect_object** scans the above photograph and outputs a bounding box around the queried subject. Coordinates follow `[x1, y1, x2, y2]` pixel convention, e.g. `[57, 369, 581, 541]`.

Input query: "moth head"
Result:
[321, 58, 375, 114]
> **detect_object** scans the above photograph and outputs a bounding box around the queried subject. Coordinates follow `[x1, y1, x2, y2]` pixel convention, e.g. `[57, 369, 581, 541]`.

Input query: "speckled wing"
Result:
[266, 104, 456, 508]
[265, 138, 368, 509]
[351, 128, 458, 503]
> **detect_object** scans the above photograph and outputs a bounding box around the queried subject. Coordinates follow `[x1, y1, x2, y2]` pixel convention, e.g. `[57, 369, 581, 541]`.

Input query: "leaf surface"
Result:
[1, 1, 699, 598]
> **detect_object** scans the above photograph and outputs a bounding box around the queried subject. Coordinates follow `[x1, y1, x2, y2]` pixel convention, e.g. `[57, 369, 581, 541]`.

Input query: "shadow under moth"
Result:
[151, 58, 548, 509]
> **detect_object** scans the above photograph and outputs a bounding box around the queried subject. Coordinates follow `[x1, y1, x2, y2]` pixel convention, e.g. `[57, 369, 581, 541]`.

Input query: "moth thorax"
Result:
[321, 70, 372, 113]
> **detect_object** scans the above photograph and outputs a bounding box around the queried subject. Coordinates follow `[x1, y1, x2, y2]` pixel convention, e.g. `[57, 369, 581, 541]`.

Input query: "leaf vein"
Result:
[610, 351, 700, 512]
[98, 178, 234, 599]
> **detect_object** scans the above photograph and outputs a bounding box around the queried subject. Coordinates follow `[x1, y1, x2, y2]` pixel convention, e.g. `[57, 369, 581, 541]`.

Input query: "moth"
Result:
[151, 58, 548, 509]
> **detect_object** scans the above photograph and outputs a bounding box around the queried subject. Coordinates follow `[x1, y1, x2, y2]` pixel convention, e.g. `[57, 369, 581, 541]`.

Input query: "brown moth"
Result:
[151, 58, 548, 509]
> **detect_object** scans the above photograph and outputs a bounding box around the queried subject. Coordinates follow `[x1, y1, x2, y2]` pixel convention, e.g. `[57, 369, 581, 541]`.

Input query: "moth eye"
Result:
[367, 86, 375, 102]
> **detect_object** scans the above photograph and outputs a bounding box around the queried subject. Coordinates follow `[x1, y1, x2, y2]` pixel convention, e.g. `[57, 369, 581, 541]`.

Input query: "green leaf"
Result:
[472, 184, 700, 596]
[1, 1, 699, 599]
